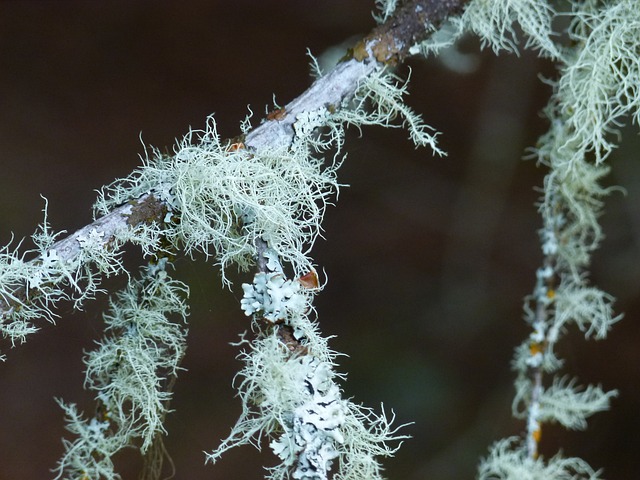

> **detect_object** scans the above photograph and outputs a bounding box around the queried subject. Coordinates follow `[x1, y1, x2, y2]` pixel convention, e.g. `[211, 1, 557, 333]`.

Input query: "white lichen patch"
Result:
[241, 272, 307, 323]
[270, 357, 345, 480]
[208, 325, 405, 480]
[294, 108, 331, 146]
[210, 261, 405, 480]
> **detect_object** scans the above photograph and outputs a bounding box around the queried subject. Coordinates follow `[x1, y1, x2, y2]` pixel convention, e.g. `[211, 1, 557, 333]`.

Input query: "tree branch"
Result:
[0, 194, 165, 322]
[0, 0, 468, 327]
[354, 0, 467, 64]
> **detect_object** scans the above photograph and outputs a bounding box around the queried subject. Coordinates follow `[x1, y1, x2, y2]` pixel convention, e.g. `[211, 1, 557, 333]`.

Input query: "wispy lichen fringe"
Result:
[54, 260, 188, 480]
[0, 201, 126, 359]
[94, 119, 341, 284]
[414, 0, 640, 477]
[208, 267, 406, 480]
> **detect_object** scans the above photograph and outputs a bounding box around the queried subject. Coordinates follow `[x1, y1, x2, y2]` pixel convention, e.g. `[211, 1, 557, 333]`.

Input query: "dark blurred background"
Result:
[1, 1, 638, 479]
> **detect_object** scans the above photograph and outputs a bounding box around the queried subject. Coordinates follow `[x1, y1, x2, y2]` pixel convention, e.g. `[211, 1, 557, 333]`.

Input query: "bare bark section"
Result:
[245, 58, 378, 150]
[0, 0, 468, 321]
[355, 0, 468, 64]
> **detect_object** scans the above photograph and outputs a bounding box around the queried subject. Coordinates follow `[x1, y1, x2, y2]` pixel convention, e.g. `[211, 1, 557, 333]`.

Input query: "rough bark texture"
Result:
[354, 0, 468, 64]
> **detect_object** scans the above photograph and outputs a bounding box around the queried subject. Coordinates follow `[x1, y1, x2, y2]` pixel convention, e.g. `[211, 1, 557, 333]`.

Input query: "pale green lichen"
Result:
[4, 29, 444, 477]
[460, 0, 561, 58]
[54, 260, 188, 479]
[551, 286, 622, 341]
[94, 64, 443, 289]
[5, 1, 635, 477]
[334, 68, 445, 156]
[459, 0, 637, 477]
[413, 0, 560, 59]
[54, 402, 123, 480]
[555, 0, 640, 165]
[95, 116, 342, 284]
[207, 274, 405, 480]
[512, 374, 618, 431]
[0, 200, 126, 358]
[373, 0, 398, 24]
[537, 377, 618, 431]
[478, 437, 602, 480]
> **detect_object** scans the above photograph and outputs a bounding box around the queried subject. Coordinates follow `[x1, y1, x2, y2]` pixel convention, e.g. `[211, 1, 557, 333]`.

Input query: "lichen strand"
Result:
[414, 0, 560, 59]
[463, 1, 634, 477]
[54, 259, 188, 480]
[208, 263, 406, 480]
[460, 0, 560, 57]
[478, 437, 601, 480]
[553, 0, 640, 165]
[334, 68, 445, 156]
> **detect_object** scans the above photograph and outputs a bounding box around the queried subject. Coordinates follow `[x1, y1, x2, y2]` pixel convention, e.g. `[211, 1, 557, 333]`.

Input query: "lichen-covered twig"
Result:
[54, 259, 188, 480]
[208, 247, 408, 480]
[0, 0, 467, 351]
[4, 0, 633, 478]
[2, 1, 470, 478]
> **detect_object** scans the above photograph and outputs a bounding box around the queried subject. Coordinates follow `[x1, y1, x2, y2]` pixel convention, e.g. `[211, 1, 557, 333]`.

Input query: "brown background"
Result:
[1, 1, 638, 479]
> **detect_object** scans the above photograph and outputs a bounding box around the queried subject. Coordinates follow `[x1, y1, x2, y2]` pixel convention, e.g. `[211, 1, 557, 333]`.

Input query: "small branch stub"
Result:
[354, 0, 468, 64]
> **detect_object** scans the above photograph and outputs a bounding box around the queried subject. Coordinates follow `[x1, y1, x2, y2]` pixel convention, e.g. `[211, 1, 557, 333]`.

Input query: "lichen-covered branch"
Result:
[2, 0, 633, 478]
[0, 194, 167, 357]
[2, 1, 471, 479]
[0, 0, 467, 349]
[208, 249, 408, 480]
[463, 1, 636, 478]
